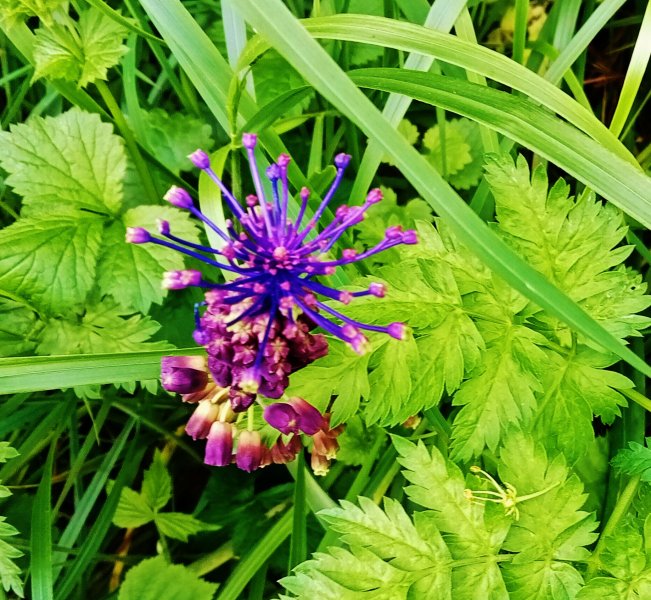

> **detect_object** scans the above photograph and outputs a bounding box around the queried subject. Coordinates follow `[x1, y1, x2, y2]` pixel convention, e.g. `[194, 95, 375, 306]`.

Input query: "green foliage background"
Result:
[0, 0, 650, 598]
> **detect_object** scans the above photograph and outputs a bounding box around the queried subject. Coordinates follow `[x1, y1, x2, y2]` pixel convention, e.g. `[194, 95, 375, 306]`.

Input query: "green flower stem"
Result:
[95, 80, 159, 206]
[188, 541, 235, 576]
[621, 388, 651, 413]
[585, 474, 641, 580]
[155, 522, 172, 563]
[286, 460, 337, 517]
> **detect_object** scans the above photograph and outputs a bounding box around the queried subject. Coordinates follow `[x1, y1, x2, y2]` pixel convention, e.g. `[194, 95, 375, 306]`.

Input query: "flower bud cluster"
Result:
[161, 356, 340, 474]
[196, 290, 328, 408]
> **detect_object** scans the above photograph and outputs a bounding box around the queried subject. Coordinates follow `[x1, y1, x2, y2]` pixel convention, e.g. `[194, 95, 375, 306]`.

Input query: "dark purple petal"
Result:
[288, 397, 324, 435]
[161, 355, 208, 394]
[264, 403, 300, 435]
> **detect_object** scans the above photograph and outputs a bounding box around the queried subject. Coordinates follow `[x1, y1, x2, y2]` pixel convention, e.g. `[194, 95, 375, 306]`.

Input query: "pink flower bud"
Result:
[188, 149, 210, 169]
[164, 186, 193, 209]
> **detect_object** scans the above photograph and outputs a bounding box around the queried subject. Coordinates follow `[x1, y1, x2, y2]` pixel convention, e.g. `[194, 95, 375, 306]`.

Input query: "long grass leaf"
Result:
[349, 68, 651, 228]
[30, 443, 55, 600]
[0, 349, 202, 395]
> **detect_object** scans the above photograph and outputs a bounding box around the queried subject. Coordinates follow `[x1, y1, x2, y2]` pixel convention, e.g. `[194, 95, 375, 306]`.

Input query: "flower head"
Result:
[128, 134, 416, 405]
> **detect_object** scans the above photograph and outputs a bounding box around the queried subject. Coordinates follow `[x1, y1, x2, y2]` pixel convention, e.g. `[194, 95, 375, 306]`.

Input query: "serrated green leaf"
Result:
[446, 119, 483, 190]
[253, 51, 311, 117]
[365, 335, 419, 426]
[578, 518, 651, 599]
[533, 347, 631, 462]
[138, 109, 214, 174]
[612, 439, 651, 482]
[0, 215, 103, 315]
[112, 487, 153, 529]
[33, 8, 128, 87]
[0, 517, 24, 598]
[393, 437, 509, 558]
[0, 0, 66, 27]
[118, 556, 217, 600]
[141, 450, 172, 512]
[36, 300, 170, 354]
[343, 259, 464, 331]
[0, 108, 125, 216]
[287, 338, 369, 425]
[353, 186, 433, 258]
[284, 547, 411, 599]
[410, 306, 484, 409]
[498, 432, 597, 598]
[97, 205, 201, 313]
[321, 497, 451, 576]
[450, 324, 546, 461]
[0, 298, 40, 357]
[423, 119, 472, 176]
[335, 417, 384, 466]
[0, 444, 19, 464]
[485, 153, 651, 342]
[154, 512, 217, 543]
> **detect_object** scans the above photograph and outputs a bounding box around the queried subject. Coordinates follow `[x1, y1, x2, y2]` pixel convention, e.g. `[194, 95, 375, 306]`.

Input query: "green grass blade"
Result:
[241, 87, 313, 134]
[512, 0, 528, 65]
[31, 443, 55, 600]
[349, 67, 651, 228]
[291, 14, 637, 165]
[83, 0, 164, 43]
[609, 1, 651, 137]
[544, 0, 627, 85]
[216, 510, 293, 600]
[350, 0, 467, 201]
[53, 420, 136, 581]
[54, 434, 145, 600]
[233, 0, 651, 379]
[0, 349, 202, 395]
[288, 452, 307, 572]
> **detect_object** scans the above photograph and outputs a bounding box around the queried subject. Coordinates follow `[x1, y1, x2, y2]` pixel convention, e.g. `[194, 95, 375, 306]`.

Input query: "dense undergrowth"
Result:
[0, 0, 650, 598]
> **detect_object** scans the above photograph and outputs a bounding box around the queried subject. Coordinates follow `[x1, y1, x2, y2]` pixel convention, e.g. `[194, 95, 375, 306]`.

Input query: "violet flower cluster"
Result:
[127, 133, 416, 473]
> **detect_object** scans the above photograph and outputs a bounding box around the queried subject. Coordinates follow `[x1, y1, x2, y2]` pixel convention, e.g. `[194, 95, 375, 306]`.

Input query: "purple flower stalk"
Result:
[128, 133, 415, 404]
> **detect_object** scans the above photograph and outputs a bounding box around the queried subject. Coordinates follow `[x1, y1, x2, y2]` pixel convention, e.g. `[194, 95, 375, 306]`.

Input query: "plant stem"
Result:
[95, 80, 159, 206]
[189, 541, 236, 576]
[585, 474, 641, 579]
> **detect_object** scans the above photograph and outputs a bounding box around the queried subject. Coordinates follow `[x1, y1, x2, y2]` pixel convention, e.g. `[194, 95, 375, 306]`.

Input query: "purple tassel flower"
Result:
[128, 133, 415, 411]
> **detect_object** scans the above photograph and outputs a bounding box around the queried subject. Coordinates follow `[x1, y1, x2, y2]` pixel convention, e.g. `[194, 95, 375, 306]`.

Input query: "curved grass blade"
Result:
[0, 349, 202, 395]
[31, 443, 55, 600]
[233, 0, 651, 378]
[239, 14, 636, 166]
[349, 67, 651, 228]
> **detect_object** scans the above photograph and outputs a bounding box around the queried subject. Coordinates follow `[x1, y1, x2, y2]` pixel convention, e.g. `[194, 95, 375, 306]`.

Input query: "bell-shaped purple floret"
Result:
[236, 430, 263, 472]
[185, 400, 220, 440]
[288, 397, 324, 435]
[264, 403, 300, 435]
[205, 421, 233, 466]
